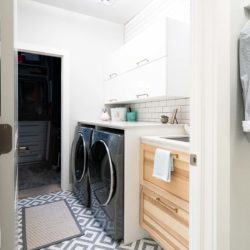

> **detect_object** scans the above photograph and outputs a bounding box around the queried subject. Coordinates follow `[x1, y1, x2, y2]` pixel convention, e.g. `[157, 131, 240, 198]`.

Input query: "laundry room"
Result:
[3, 0, 250, 249]
[16, 0, 191, 249]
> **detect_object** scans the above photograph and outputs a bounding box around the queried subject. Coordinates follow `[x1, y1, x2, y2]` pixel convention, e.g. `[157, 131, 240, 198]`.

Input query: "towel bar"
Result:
[172, 153, 179, 159]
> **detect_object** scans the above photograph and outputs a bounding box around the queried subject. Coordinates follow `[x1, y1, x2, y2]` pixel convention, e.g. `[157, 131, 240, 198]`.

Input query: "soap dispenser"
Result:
[100, 108, 111, 121]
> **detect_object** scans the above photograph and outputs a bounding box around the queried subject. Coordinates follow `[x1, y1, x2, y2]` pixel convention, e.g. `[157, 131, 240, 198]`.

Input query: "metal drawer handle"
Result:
[136, 93, 149, 99]
[156, 197, 178, 213]
[136, 58, 150, 67]
[18, 146, 30, 152]
[109, 73, 118, 79]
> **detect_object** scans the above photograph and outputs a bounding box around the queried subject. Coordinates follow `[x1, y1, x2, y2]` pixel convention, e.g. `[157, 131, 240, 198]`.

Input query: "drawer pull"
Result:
[136, 93, 149, 99]
[109, 99, 118, 102]
[109, 73, 118, 79]
[18, 146, 30, 152]
[136, 58, 150, 67]
[156, 197, 178, 213]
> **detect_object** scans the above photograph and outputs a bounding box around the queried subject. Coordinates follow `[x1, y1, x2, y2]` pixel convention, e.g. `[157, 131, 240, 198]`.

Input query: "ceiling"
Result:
[31, 0, 154, 24]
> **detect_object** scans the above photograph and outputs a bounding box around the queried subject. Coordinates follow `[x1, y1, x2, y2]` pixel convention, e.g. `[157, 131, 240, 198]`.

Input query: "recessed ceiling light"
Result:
[98, 0, 116, 6]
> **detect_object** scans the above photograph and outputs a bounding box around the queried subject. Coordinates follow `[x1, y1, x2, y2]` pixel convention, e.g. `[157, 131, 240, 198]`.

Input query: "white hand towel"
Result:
[153, 148, 174, 182]
[243, 121, 250, 132]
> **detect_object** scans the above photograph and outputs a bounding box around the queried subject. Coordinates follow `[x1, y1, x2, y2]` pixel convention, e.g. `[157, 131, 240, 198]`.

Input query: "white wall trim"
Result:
[16, 42, 71, 191]
[190, 0, 230, 249]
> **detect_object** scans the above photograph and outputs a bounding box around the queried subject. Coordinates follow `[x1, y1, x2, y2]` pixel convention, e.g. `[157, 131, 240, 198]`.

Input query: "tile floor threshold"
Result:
[18, 184, 61, 199]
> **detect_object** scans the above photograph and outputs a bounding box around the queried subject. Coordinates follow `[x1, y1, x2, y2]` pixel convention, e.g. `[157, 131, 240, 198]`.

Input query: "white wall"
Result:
[230, 2, 250, 250]
[124, 0, 190, 42]
[17, 0, 123, 138]
[17, 0, 123, 188]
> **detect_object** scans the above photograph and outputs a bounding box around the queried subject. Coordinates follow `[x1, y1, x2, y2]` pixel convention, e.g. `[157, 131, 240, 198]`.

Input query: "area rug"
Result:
[22, 200, 84, 250]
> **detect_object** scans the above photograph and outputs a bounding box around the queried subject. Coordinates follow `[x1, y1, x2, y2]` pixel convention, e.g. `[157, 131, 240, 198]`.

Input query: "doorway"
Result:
[17, 52, 62, 198]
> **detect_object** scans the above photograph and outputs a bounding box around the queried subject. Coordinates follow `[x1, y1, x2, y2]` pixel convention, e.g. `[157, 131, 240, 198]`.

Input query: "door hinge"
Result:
[0, 124, 12, 155]
[190, 154, 197, 166]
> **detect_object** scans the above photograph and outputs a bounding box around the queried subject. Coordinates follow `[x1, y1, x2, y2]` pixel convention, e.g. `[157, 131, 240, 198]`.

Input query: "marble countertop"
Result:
[78, 120, 186, 130]
[141, 135, 190, 153]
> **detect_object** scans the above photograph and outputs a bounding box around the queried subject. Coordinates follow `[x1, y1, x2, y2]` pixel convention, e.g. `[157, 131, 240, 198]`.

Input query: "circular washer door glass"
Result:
[74, 134, 87, 182]
[89, 140, 115, 206]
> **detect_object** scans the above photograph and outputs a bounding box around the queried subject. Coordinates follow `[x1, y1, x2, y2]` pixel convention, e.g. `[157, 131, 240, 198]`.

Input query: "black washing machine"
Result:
[89, 129, 124, 241]
[71, 125, 93, 207]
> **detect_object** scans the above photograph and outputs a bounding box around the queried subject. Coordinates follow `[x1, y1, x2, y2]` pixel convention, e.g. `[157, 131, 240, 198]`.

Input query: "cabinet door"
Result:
[104, 78, 119, 103]
[125, 57, 167, 101]
[123, 20, 168, 72]
[104, 49, 125, 81]
[140, 186, 189, 249]
[104, 76, 128, 104]
[141, 143, 190, 201]
[167, 19, 190, 97]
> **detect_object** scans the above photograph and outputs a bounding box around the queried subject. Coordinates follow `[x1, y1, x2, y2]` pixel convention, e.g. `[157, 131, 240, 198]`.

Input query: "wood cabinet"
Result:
[103, 18, 190, 104]
[140, 143, 190, 249]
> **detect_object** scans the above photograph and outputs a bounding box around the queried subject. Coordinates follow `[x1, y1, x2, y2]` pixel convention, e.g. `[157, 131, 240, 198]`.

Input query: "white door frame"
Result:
[190, 0, 230, 249]
[16, 42, 71, 191]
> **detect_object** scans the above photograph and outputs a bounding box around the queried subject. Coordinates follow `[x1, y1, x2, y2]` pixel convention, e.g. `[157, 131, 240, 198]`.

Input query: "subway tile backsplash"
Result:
[107, 97, 190, 124]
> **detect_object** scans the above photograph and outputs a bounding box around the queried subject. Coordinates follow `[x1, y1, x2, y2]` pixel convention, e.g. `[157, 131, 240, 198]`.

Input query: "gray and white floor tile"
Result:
[17, 191, 162, 250]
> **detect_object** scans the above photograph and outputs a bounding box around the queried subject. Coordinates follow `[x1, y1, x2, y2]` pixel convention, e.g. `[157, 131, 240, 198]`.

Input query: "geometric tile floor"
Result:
[17, 191, 162, 250]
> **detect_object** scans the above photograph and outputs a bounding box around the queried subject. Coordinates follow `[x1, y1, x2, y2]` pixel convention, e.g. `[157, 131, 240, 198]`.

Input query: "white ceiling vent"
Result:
[98, 0, 116, 6]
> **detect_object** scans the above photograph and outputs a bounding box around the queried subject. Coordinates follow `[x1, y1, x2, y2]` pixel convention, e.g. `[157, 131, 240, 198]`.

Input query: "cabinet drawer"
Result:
[18, 134, 47, 143]
[18, 140, 47, 163]
[141, 144, 189, 201]
[19, 121, 48, 133]
[140, 186, 189, 249]
[18, 141, 46, 155]
[18, 153, 44, 163]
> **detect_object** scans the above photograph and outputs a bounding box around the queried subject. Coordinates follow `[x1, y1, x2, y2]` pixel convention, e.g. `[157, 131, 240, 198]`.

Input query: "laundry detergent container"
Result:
[110, 107, 127, 121]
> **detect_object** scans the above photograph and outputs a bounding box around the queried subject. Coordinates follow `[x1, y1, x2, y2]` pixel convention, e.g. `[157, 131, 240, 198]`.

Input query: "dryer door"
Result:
[73, 133, 87, 182]
[89, 140, 115, 207]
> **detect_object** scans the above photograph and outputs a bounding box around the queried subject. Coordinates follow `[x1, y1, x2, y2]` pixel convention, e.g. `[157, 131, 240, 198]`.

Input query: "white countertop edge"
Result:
[141, 135, 190, 153]
[78, 120, 186, 129]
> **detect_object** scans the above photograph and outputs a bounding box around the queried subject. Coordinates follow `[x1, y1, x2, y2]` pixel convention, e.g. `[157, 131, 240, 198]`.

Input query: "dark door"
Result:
[89, 140, 115, 206]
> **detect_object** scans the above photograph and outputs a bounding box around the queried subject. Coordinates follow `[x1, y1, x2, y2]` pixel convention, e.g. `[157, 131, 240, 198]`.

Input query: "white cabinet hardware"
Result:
[109, 98, 118, 102]
[136, 93, 149, 99]
[136, 58, 149, 67]
[109, 73, 118, 79]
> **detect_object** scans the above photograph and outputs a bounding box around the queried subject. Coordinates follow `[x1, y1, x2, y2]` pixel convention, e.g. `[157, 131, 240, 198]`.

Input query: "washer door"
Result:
[73, 133, 87, 182]
[89, 140, 115, 207]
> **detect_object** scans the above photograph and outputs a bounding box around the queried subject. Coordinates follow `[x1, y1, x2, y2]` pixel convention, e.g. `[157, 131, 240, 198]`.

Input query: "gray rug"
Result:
[18, 162, 61, 190]
[22, 200, 84, 250]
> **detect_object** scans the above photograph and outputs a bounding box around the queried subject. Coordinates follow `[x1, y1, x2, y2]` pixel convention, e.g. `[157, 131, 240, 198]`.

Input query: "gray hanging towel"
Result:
[240, 21, 250, 132]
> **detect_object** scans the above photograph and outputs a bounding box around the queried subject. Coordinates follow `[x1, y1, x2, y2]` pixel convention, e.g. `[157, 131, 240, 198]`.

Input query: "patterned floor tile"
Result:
[17, 191, 161, 250]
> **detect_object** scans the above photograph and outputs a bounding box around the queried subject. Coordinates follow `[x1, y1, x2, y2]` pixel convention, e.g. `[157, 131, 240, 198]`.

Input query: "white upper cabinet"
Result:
[125, 57, 167, 100]
[122, 20, 168, 72]
[104, 18, 190, 104]
[167, 19, 190, 97]
[104, 49, 124, 81]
